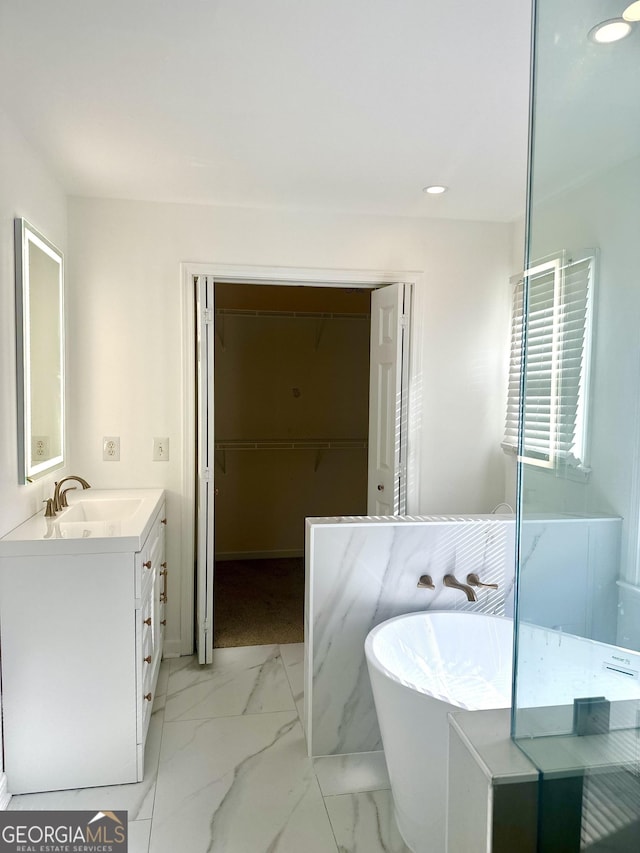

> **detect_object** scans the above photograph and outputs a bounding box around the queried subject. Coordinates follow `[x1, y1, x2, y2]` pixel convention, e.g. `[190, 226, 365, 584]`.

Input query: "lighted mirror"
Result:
[14, 218, 65, 482]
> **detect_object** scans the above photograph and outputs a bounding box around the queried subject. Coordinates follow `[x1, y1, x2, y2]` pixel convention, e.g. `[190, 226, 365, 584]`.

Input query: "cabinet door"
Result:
[0, 553, 137, 793]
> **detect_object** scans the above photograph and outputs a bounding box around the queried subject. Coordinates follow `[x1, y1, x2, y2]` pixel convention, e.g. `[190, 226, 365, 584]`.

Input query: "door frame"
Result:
[179, 261, 424, 656]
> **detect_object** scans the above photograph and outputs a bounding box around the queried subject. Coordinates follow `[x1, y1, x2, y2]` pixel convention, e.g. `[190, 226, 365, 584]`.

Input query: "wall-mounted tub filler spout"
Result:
[52, 476, 91, 512]
[443, 574, 477, 602]
[417, 575, 435, 589]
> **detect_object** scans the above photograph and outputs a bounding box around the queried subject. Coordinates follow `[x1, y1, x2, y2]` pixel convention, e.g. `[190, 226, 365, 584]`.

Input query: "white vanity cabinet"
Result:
[0, 488, 166, 794]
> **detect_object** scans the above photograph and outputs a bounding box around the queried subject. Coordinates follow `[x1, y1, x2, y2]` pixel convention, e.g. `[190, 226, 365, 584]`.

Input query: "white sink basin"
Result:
[61, 498, 143, 523]
[0, 488, 165, 555]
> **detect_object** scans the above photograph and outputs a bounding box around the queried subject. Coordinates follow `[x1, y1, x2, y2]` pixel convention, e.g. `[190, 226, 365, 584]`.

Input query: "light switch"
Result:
[153, 437, 170, 461]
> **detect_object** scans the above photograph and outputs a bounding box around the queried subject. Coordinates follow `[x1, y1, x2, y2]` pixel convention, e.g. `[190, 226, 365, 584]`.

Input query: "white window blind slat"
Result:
[502, 251, 595, 469]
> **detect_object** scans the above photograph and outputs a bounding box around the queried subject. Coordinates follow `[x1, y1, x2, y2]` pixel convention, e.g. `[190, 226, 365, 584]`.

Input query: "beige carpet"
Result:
[213, 557, 304, 648]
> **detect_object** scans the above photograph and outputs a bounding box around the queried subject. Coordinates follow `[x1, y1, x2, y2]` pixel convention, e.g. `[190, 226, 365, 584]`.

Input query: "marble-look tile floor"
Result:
[9, 643, 410, 853]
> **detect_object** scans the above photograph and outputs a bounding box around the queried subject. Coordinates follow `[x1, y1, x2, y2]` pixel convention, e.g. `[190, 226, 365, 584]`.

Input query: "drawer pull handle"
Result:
[144, 655, 152, 664]
[144, 617, 152, 626]
[161, 619, 166, 626]
[161, 518, 167, 525]
[144, 693, 153, 702]
[143, 560, 152, 569]
[160, 567, 168, 598]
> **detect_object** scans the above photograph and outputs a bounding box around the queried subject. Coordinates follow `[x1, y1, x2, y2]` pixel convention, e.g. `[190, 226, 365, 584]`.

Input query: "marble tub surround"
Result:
[305, 515, 515, 756]
[517, 516, 622, 643]
[9, 644, 399, 853]
[305, 514, 622, 757]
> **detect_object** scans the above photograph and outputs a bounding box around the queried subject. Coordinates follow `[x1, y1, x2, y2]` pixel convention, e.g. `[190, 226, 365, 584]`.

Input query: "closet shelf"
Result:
[215, 438, 368, 450]
[215, 309, 370, 349]
[214, 438, 368, 473]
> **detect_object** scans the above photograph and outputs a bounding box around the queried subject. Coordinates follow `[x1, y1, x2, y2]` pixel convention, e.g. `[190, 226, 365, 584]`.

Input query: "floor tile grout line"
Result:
[321, 785, 394, 801]
[278, 642, 303, 722]
[146, 668, 174, 851]
[162, 706, 300, 725]
[318, 780, 342, 853]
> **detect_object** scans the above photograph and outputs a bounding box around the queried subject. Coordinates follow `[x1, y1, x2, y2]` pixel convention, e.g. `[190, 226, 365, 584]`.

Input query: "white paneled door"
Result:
[195, 275, 215, 664]
[367, 283, 410, 515]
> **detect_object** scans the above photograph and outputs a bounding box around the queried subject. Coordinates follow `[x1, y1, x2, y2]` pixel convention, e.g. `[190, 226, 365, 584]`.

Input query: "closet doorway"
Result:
[214, 283, 370, 648]
[190, 266, 412, 663]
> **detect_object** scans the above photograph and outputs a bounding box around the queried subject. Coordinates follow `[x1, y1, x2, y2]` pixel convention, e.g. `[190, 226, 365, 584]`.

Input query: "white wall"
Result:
[522, 155, 640, 584]
[0, 108, 68, 538]
[504, 218, 527, 508]
[0, 106, 67, 798]
[67, 197, 513, 652]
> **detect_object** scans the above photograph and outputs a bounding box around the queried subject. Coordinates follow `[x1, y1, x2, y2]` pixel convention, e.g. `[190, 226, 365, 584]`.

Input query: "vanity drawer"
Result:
[135, 504, 165, 599]
[141, 633, 154, 689]
[141, 682, 154, 737]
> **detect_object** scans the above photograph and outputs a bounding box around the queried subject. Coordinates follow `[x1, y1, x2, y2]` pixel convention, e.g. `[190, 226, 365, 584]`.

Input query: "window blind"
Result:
[503, 252, 595, 468]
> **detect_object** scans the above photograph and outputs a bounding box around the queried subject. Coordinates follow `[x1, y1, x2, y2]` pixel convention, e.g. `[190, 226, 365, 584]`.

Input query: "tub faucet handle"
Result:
[466, 573, 499, 590]
[417, 574, 435, 589]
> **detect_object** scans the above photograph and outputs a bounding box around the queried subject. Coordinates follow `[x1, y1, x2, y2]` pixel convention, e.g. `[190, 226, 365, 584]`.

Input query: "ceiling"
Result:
[0, 1, 535, 222]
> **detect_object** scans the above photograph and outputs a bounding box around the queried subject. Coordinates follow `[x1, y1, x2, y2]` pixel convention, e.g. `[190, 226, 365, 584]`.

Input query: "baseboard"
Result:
[0, 773, 11, 810]
[215, 549, 304, 561]
[162, 639, 185, 658]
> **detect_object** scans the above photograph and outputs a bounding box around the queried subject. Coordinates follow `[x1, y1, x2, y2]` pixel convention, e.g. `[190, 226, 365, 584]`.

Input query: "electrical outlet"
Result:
[32, 435, 50, 459]
[153, 437, 170, 461]
[103, 436, 120, 461]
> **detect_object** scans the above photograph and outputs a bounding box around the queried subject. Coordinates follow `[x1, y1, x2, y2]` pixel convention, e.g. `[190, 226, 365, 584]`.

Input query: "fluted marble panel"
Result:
[149, 711, 338, 853]
[324, 789, 411, 852]
[164, 644, 295, 721]
[307, 516, 515, 756]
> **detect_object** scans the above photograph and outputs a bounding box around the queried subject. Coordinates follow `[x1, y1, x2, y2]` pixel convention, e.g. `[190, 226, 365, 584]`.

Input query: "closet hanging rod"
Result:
[215, 308, 370, 320]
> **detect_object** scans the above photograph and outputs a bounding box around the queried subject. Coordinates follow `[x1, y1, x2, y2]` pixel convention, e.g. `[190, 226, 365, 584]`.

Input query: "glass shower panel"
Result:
[513, 0, 640, 848]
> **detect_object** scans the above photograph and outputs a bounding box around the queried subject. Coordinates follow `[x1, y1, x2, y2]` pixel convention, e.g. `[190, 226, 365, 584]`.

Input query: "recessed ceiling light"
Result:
[423, 185, 448, 195]
[588, 18, 633, 43]
[623, 1, 640, 21]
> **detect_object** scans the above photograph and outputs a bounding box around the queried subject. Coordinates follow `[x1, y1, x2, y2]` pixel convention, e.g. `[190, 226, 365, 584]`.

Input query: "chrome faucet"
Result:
[52, 476, 91, 512]
[443, 573, 477, 602]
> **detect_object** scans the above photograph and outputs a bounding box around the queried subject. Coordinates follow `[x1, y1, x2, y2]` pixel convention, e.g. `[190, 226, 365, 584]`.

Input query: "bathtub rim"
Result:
[364, 610, 514, 708]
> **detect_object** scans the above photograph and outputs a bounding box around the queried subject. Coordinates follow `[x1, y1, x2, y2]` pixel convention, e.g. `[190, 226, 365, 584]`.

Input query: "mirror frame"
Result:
[14, 217, 65, 483]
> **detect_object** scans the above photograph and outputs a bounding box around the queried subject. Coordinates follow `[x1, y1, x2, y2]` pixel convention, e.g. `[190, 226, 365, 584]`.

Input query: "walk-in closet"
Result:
[213, 283, 371, 646]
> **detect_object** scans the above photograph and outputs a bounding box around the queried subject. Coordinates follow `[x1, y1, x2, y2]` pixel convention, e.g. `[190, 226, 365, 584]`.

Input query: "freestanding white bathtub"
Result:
[365, 611, 513, 853]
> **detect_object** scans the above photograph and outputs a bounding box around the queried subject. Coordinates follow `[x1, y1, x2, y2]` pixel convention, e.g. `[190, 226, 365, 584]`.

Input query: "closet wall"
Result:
[214, 284, 371, 558]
